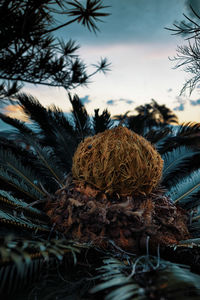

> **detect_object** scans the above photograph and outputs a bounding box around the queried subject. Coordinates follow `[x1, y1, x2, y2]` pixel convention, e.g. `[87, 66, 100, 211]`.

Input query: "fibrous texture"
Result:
[46, 179, 190, 251]
[72, 126, 163, 196]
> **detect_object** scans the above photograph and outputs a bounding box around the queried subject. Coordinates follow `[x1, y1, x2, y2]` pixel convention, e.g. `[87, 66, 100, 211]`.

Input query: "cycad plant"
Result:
[1, 93, 200, 299]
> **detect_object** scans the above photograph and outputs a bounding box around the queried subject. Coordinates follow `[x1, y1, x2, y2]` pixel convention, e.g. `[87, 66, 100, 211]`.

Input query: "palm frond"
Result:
[188, 221, 200, 238]
[176, 122, 200, 137]
[16, 93, 74, 137]
[22, 137, 66, 187]
[0, 209, 49, 232]
[0, 130, 66, 189]
[144, 126, 172, 144]
[154, 123, 200, 154]
[178, 238, 200, 247]
[0, 112, 35, 136]
[165, 169, 200, 209]
[0, 148, 45, 198]
[92, 256, 200, 300]
[0, 137, 47, 185]
[69, 93, 91, 139]
[162, 146, 198, 186]
[16, 93, 77, 171]
[93, 108, 113, 134]
[0, 190, 46, 220]
[47, 126, 78, 172]
[91, 257, 143, 300]
[154, 134, 177, 154]
[0, 237, 82, 295]
[0, 167, 42, 201]
[47, 104, 74, 134]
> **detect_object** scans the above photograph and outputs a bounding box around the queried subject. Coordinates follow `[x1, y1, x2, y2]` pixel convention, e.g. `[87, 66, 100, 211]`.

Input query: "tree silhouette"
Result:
[0, 0, 110, 100]
[114, 99, 178, 135]
[167, 5, 200, 94]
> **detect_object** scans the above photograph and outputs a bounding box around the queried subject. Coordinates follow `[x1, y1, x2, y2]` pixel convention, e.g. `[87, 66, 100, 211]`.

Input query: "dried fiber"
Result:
[46, 179, 190, 252]
[72, 126, 163, 196]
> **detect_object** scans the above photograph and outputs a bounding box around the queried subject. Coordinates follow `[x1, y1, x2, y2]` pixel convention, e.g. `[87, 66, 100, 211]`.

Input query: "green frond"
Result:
[23, 137, 66, 187]
[162, 146, 198, 185]
[93, 108, 113, 134]
[15, 93, 77, 172]
[0, 237, 81, 266]
[144, 126, 172, 144]
[0, 112, 35, 136]
[188, 221, 200, 238]
[176, 122, 200, 137]
[0, 237, 82, 295]
[46, 104, 74, 134]
[165, 169, 200, 209]
[0, 209, 49, 232]
[69, 93, 91, 139]
[92, 256, 200, 300]
[0, 148, 45, 198]
[177, 238, 200, 247]
[154, 134, 176, 154]
[188, 206, 200, 237]
[47, 126, 77, 172]
[0, 190, 46, 220]
[0, 258, 42, 295]
[0, 168, 42, 201]
[16, 93, 74, 139]
[91, 258, 143, 300]
[16, 93, 52, 130]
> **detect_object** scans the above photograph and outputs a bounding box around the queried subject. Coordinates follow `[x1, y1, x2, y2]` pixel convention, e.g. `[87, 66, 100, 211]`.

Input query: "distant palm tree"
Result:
[114, 99, 178, 135]
[151, 99, 179, 125]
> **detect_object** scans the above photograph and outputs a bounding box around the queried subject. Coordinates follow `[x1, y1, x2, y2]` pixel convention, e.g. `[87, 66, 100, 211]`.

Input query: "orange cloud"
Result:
[3, 105, 29, 122]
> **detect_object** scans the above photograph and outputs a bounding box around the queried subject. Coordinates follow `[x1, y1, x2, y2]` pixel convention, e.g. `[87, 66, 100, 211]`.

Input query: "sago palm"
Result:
[1, 93, 200, 299]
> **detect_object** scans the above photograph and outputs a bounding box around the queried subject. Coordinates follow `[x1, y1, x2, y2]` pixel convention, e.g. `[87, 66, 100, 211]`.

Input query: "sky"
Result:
[3, 0, 200, 124]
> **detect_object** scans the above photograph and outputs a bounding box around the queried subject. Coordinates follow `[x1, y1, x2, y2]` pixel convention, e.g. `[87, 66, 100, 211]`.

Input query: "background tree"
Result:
[167, 5, 200, 94]
[114, 99, 179, 135]
[0, 0, 110, 101]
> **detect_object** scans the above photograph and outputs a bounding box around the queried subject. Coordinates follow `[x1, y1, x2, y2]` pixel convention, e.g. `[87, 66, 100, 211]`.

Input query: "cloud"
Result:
[80, 95, 92, 104]
[106, 98, 134, 106]
[173, 96, 186, 111]
[106, 99, 115, 105]
[173, 103, 185, 111]
[167, 88, 173, 93]
[3, 104, 29, 122]
[190, 99, 200, 106]
[125, 99, 135, 105]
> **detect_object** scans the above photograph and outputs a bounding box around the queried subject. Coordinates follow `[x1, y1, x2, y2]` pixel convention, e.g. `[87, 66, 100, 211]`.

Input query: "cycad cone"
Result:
[72, 126, 163, 196]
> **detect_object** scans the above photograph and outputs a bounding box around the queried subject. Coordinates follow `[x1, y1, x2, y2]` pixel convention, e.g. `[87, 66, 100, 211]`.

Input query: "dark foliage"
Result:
[0, 95, 200, 298]
[0, 0, 110, 99]
[69, 93, 91, 140]
[0, 2, 200, 297]
[114, 99, 178, 136]
[93, 108, 113, 133]
[167, 5, 200, 94]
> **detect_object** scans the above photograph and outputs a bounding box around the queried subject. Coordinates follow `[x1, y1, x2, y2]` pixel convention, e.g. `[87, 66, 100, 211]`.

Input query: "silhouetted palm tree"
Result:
[114, 100, 178, 135]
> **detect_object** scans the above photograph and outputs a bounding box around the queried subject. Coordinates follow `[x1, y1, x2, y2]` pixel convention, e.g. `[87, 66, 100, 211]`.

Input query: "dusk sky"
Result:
[4, 0, 200, 123]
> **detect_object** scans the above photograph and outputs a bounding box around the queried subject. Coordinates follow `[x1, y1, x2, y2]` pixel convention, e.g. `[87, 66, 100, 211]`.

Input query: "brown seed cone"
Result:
[72, 126, 163, 196]
[45, 180, 190, 252]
